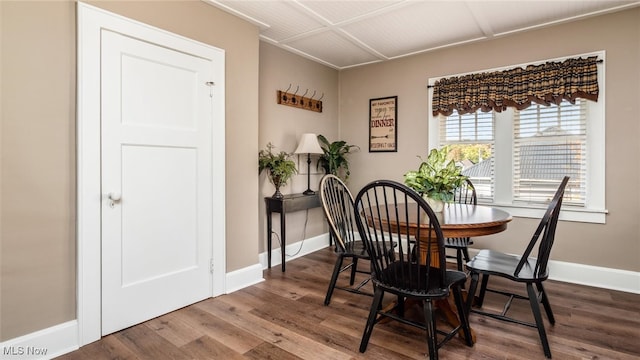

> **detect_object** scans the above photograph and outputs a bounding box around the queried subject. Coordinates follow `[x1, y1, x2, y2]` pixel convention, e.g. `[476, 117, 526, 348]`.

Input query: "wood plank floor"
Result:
[57, 247, 640, 359]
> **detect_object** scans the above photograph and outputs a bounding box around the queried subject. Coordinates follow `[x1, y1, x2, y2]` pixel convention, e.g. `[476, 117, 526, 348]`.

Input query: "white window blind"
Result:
[513, 100, 587, 205]
[439, 111, 495, 200]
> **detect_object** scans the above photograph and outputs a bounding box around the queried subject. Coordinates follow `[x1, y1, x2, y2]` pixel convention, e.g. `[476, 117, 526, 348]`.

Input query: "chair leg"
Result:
[423, 299, 438, 360]
[536, 282, 555, 325]
[359, 287, 385, 353]
[350, 257, 359, 285]
[397, 295, 405, 317]
[452, 285, 473, 347]
[456, 249, 464, 271]
[462, 247, 471, 263]
[466, 272, 480, 314]
[527, 283, 552, 358]
[324, 255, 344, 305]
[477, 274, 490, 307]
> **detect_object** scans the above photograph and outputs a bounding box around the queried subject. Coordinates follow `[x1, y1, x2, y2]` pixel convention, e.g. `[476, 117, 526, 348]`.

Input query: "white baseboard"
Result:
[463, 248, 640, 294]
[225, 233, 329, 293]
[225, 263, 264, 294]
[258, 233, 330, 269]
[0, 320, 78, 360]
[546, 259, 640, 294]
[224, 233, 330, 293]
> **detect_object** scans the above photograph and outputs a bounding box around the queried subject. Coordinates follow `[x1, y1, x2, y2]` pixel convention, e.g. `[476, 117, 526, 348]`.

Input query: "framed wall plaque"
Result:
[369, 96, 397, 152]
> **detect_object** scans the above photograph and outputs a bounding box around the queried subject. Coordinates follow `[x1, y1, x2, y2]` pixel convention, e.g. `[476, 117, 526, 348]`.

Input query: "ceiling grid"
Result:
[205, 0, 640, 69]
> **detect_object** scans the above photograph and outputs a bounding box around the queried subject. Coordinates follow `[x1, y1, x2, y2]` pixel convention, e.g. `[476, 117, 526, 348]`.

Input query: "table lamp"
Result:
[294, 133, 324, 195]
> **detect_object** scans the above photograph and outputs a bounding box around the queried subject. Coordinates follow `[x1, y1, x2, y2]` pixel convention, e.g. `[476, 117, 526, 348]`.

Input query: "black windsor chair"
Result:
[318, 174, 373, 305]
[465, 176, 570, 359]
[354, 180, 473, 359]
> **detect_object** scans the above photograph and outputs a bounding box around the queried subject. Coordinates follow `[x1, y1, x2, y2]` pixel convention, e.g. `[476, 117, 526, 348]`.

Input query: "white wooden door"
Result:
[100, 30, 214, 335]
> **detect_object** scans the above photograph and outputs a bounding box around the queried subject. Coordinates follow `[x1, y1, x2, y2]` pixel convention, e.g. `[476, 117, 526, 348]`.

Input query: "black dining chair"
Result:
[465, 176, 570, 359]
[354, 180, 473, 359]
[318, 174, 372, 305]
[445, 178, 477, 271]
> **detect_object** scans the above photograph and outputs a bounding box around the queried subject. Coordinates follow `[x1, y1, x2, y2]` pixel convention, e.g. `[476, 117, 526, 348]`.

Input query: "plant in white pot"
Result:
[403, 147, 467, 212]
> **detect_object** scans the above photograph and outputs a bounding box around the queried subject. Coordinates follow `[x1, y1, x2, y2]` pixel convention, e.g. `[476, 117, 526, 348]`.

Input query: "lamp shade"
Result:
[294, 133, 323, 154]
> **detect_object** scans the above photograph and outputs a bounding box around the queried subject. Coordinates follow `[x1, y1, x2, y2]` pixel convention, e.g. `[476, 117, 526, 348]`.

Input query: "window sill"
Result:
[480, 201, 608, 224]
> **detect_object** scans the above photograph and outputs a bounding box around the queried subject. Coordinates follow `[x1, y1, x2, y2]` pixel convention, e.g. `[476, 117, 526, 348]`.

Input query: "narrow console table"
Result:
[265, 193, 321, 271]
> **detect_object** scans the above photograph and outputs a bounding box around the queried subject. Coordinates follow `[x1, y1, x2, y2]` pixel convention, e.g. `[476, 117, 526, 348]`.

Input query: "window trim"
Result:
[428, 51, 607, 224]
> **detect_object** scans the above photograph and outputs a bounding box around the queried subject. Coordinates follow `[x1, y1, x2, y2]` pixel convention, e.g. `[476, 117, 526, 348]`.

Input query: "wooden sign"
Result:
[369, 96, 397, 152]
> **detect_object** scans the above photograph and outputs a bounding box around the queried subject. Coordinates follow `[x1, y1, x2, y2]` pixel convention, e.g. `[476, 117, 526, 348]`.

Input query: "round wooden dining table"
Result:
[371, 202, 512, 236]
[368, 203, 512, 266]
[434, 203, 512, 237]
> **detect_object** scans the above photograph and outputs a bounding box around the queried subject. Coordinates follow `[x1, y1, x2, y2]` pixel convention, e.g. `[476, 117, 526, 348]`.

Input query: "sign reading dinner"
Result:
[369, 96, 397, 152]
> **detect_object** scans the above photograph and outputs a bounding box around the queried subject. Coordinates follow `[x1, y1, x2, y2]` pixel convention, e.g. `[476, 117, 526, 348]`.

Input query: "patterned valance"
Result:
[432, 56, 600, 116]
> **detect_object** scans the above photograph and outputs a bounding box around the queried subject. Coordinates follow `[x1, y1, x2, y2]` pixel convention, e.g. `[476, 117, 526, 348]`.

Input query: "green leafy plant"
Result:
[403, 147, 467, 202]
[259, 143, 297, 198]
[316, 134, 359, 180]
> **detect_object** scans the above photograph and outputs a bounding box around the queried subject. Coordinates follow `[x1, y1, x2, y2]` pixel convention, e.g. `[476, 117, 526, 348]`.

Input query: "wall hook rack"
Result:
[277, 85, 323, 113]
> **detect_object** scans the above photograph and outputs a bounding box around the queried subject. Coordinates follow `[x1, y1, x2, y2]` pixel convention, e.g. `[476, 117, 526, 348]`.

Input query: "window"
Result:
[439, 111, 495, 201]
[429, 52, 606, 223]
[514, 101, 586, 206]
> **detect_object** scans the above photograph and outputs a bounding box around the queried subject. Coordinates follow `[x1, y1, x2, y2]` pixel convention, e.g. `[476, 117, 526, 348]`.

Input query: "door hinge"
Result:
[210, 258, 215, 273]
[205, 81, 215, 97]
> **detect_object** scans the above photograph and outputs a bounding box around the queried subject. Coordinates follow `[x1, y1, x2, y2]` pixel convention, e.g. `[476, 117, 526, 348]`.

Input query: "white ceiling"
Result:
[204, 0, 640, 70]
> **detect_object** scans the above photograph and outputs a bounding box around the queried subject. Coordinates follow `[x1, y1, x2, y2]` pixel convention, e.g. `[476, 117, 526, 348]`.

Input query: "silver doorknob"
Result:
[108, 192, 121, 202]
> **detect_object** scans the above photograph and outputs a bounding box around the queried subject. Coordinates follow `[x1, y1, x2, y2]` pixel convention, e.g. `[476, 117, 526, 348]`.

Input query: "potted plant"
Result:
[259, 143, 298, 199]
[316, 134, 359, 181]
[403, 147, 467, 212]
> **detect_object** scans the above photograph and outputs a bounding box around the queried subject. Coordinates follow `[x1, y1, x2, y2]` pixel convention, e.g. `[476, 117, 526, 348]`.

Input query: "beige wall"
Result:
[0, 0, 260, 341]
[1, 0, 78, 341]
[339, 8, 640, 272]
[258, 42, 339, 253]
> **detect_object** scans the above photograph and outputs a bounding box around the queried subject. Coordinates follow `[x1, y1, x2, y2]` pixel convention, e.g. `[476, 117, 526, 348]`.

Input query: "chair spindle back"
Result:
[354, 180, 447, 293]
[319, 174, 359, 253]
[515, 176, 570, 278]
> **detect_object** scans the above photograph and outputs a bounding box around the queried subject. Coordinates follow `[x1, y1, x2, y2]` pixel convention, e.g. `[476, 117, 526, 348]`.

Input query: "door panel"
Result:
[120, 145, 198, 286]
[101, 30, 213, 335]
[120, 53, 198, 130]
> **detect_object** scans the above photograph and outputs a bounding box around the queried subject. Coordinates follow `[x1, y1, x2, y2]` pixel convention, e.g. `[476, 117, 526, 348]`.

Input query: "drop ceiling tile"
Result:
[342, 1, 485, 58]
[473, 1, 637, 35]
[216, 0, 325, 41]
[286, 31, 381, 68]
[298, 0, 403, 24]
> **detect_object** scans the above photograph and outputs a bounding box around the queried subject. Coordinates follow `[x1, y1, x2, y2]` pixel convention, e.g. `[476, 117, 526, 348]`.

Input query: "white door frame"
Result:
[76, 2, 226, 345]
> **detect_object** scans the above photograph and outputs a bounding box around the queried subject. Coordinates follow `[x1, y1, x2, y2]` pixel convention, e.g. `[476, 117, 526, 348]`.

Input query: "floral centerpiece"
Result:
[403, 147, 467, 211]
[259, 143, 297, 199]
